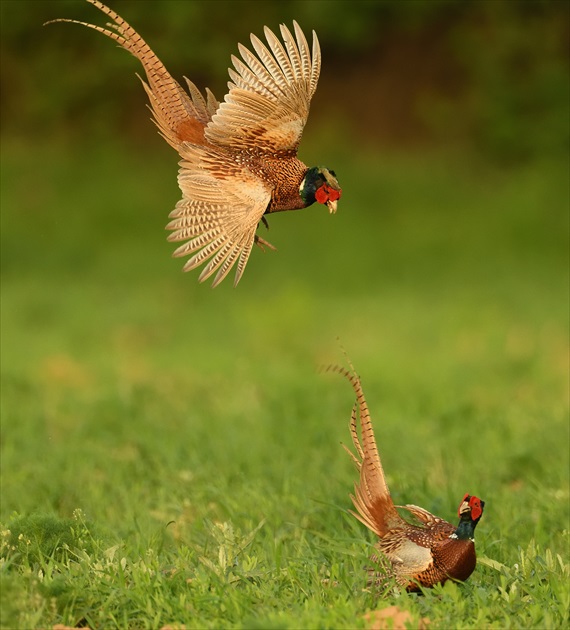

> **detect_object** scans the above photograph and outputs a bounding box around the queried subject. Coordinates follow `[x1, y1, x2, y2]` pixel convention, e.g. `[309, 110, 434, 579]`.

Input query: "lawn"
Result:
[1, 135, 568, 628]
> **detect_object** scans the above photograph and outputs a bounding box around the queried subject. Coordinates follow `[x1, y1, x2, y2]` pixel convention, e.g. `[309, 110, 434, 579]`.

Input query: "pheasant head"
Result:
[453, 494, 485, 541]
[299, 166, 342, 213]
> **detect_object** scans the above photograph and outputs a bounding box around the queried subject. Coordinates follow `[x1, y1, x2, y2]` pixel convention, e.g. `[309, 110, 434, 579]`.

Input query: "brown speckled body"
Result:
[392, 523, 477, 591]
[234, 151, 309, 212]
[265, 157, 310, 212]
[371, 518, 476, 591]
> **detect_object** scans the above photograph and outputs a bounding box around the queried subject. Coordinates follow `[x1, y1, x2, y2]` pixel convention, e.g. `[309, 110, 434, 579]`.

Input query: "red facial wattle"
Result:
[459, 493, 483, 520]
[315, 184, 341, 205]
[469, 496, 483, 520]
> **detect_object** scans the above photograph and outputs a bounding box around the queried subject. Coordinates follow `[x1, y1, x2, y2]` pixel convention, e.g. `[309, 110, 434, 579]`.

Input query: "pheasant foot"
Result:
[254, 235, 277, 252]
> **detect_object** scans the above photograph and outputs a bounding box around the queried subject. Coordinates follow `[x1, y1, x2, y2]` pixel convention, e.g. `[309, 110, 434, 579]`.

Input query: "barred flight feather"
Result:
[264, 28, 295, 83]
[198, 241, 236, 282]
[170, 229, 223, 256]
[249, 36, 289, 90]
[292, 22, 312, 79]
[183, 236, 229, 271]
[233, 49, 283, 100]
[211, 239, 248, 287]
[279, 25, 303, 80]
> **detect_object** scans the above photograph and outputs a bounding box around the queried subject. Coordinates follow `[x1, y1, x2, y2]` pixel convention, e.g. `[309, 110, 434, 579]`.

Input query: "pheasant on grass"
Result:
[47, 0, 341, 287]
[327, 365, 485, 592]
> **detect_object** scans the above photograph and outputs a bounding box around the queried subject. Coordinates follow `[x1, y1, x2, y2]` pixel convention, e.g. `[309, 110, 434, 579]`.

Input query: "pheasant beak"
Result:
[326, 199, 338, 214]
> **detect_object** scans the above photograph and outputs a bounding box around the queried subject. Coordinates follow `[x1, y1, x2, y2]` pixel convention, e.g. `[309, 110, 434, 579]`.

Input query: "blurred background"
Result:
[2, 1, 570, 153]
[1, 1, 569, 523]
[2, 0, 569, 154]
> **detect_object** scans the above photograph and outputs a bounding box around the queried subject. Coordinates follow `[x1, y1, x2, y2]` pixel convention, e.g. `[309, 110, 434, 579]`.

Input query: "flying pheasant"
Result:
[47, 0, 341, 287]
[327, 365, 484, 592]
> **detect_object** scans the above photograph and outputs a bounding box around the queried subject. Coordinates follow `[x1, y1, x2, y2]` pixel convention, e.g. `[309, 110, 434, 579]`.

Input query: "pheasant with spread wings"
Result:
[327, 365, 485, 592]
[48, 0, 341, 287]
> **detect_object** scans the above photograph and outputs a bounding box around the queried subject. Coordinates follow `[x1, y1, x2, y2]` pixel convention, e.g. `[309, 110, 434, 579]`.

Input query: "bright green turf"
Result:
[1, 136, 568, 628]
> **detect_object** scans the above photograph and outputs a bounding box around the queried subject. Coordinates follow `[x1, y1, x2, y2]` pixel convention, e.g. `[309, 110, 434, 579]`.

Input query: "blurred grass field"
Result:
[1, 1, 569, 628]
[1, 135, 568, 628]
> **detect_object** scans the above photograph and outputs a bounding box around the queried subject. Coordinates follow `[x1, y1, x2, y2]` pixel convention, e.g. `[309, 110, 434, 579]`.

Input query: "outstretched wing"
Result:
[205, 21, 321, 154]
[166, 144, 271, 287]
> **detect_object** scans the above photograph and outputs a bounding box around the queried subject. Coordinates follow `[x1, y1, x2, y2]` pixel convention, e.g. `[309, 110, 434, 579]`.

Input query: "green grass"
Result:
[1, 135, 568, 628]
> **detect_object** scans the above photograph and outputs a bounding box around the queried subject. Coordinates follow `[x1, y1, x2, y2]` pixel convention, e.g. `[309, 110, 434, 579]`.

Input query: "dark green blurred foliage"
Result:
[1, 0, 568, 160]
[448, 2, 570, 159]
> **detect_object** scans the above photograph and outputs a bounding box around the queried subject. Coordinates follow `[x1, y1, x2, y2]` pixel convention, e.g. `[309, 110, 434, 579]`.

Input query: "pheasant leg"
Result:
[254, 235, 277, 252]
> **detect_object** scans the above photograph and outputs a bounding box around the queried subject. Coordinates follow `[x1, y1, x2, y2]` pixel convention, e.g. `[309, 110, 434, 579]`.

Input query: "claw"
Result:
[254, 235, 277, 252]
[261, 216, 270, 230]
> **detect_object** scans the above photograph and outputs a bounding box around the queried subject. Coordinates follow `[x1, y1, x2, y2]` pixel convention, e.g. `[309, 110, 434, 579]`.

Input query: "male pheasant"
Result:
[328, 365, 485, 592]
[47, 0, 341, 287]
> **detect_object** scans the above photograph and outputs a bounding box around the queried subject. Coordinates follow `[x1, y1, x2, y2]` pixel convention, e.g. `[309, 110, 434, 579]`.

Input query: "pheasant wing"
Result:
[205, 21, 321, 154]
[166, 144, 272, 287]
[398, 505, 456, 542]
[397, 504, 441, 527]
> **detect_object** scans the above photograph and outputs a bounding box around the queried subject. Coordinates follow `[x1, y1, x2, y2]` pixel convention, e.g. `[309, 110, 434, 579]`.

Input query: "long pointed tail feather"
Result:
[45, 0, 213, 149]
[323, 364, 403, 537]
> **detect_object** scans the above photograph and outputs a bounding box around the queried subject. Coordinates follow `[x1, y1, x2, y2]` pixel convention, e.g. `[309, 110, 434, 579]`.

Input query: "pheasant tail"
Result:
[46, 0, 214, 149]
[326, 365, 402, 537]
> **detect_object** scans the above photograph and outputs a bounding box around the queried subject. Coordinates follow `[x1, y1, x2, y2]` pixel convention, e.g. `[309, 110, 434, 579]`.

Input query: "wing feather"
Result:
[263, 26, 295, 84]
[198, 240, 235, 281]
[310, 31, 321, 95]
[279, 24, 303, 80]
[248, 36, 289, 93]
[183, 236, 228, 272]
[165, 144, 270, 286]
[236, 44, 284, 98]
[397, 504, 448, 530]
[169, 230, 222, 256]
[211, 238, 249, 287]
[228, 58, 278, 101]
[205, 22, 320, 153]
[293, 21, 312, 82]
[234, 235, 256, 287]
